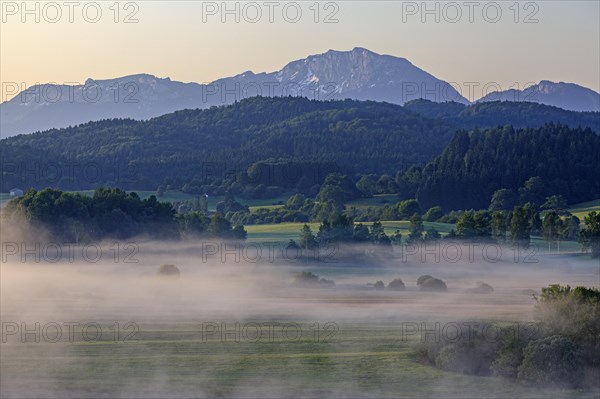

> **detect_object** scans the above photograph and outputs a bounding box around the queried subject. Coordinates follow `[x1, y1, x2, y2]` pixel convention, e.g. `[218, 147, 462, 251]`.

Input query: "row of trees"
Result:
[290, 202, 600, 257]
[297, 219, 400, 251]
[5, 188, 246, 242]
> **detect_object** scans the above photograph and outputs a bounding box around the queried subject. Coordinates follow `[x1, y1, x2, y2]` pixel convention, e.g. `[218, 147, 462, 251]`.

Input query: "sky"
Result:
[1, 1, 599, 101]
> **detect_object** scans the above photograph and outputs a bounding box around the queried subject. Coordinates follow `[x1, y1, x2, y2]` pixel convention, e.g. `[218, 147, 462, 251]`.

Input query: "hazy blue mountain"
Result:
[1, 48, 467, 137]
[476, 80, 600, 112]
[404, 99, 599, 131]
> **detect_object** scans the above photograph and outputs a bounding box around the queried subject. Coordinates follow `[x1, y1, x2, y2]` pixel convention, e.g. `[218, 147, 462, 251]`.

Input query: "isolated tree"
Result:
[356, 175, 377, 196]
[286, 239, 300, 250]
[380, 204, 400, 221]
[323, 214, 354, 243]
[423, 206, 444, 222]
[375, 174, 394, 194]
[317, 173, 361, 205]
[370, 222, 389, 244]
[580, 211, 600, 257]
[390, 229, 403, 246]
[491, 211, 509, 242]
[543, 211, 563, 252]
[408, 213, 424, 240]
[510, 206, 531, 249]
[519, 176, 546, 206]
[157, 264, 180, 277]
[207, 213, 233, 237]
[419, 277, 448, 292]
[523, 202, 542, 235]
[398, 199, 422, 220]
[489, 189, 518, 211]
[562, 215, 580, 241]
[353, 223, 371, 242]
[231, 225, 247, 240]
[299, 224, 318, 250]
[387, 278, 406, 291]
[424, 227, 441, 241]
[456, 211, 477, 238]
[417, 275, 434, 286]
[541, 195, 568, 214]
[473, 210, 492, 237]
[286, 193, 306, 210]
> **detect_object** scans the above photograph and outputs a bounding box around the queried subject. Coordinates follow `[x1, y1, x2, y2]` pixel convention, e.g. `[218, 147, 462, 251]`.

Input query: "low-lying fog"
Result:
[1, 239, 598, 398]
[3, 240, 597, 323]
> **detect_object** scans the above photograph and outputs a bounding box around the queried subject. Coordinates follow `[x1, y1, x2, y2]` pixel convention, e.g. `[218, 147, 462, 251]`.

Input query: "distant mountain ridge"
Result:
[404, 99, 600, 131]
[1, 47, 599, 137]
[477, 80, 600, 112]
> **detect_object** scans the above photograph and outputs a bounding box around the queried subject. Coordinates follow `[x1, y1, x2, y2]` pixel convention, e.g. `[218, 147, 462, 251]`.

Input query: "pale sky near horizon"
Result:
[1, 1, 599, 101]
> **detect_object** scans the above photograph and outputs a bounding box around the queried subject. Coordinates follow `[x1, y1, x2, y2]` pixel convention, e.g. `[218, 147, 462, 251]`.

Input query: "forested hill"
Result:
[0, 97, 455, 191]
[416, 124, 600, 210]
[405, 99, 600, 131]
[1, 96, 598, 192]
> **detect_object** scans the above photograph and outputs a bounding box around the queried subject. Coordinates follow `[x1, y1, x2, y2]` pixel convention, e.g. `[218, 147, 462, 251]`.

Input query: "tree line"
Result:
[1, 97, 597, 198]
[4, 187, 246, 242]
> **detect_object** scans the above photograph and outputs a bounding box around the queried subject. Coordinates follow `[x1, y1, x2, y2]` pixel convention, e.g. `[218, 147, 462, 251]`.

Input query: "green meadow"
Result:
[3, 320, 598, 399]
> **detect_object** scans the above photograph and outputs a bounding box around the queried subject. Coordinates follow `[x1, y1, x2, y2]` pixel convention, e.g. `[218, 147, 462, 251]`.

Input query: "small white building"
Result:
[9, 188, 23, 197]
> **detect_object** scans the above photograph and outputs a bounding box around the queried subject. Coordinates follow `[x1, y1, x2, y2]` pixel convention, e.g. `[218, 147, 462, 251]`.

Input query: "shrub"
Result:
[293, 272, 335, 288]
[491, 324, 541, 378]
[293, 271, 318, 285]
[318, 278, 336, 288]
[387, 278, 406, 291]
[419, 277, 447, 292]
[517, 335, 583, 387]
[465, 281, 494, 294]
[157, 264, 180, 277]
[418, 322, 499, 376]
[416, 275, 434, 285]
[534, 285, 600, 366]
[373, 280, 385, 290]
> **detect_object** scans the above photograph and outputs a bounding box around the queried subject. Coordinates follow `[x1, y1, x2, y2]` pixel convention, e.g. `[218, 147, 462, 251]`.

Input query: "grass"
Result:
[2, 320, 597, 398]
[249, 204, 285, 213]
[245, 222, 321, 243]
[569, 199, 600, 221]
[346, 194, 399, 208]
[244, 221, 457, 244]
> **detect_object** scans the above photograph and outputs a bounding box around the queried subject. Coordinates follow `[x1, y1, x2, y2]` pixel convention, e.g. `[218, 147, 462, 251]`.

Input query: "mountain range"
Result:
[477, 80, 600, 112]
[1, 47, 599, 138]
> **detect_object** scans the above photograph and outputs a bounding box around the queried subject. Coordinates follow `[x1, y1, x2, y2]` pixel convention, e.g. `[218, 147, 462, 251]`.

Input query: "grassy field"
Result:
[346, 194, 399, 208]
[2, 319, 597, 399]
[245, 222, 321, 243]
[245, 221, 457, 244]
[569, 199, 600, 220]
[245, 220, 586, 256]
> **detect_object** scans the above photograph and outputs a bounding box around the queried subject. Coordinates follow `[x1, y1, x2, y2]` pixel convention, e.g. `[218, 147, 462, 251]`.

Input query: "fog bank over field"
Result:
[2, 239, 598, 323]
[1, 239, 598, 399]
